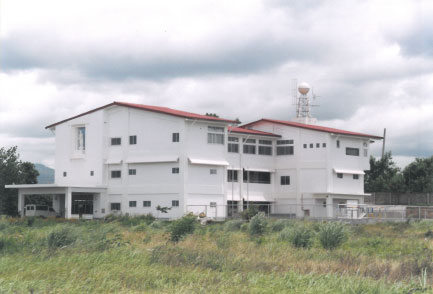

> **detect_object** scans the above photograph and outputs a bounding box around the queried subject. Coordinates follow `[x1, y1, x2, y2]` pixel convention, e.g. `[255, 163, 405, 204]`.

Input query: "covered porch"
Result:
[5, 184, 106, 219]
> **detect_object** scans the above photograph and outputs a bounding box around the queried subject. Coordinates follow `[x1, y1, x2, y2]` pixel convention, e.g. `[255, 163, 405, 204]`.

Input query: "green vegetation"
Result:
[0, 216, 432, 293]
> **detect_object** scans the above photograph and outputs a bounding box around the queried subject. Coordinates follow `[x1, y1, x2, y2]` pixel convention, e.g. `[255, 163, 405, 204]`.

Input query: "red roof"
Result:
[228, 126, 281, 138]
[241, 119, 383, 139]
[46, 101, 237, 128]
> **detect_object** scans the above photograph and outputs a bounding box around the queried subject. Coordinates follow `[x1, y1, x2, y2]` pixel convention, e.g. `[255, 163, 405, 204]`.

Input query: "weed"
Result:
[318, 222, 347, 250]
[47, 226, 77, 249]
[287, 226, 314, 248]
[168, 214, 197, 242]
[249, 212, 267, 236]
[224, 220, 244, 232]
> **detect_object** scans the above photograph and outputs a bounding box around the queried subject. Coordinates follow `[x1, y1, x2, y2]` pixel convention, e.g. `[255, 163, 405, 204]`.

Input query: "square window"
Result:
[128, 169, 136, 175]
[353, 174, 359, 180]
[172, 200, 179, 207]
[243, 144, 256, 154]
[227, 170, 238, 182]
[172, 167, 179, 174]
[129, 201, 137, 207]
[210, 169, 217, 175]
[129, 135, 137, 145]
[90, 171, 94, 176]
[228, 143, 239, 153]
[63, 172, 67, 177]
[111, 170, 121, 178]
[143, 201, 151, 207]
[303, 144, 307, 148]
[111, 137, 121, 145]
[322, 143, 326, 148]
[337, 173, 343, 179]
[172, 133, 180, 142]
[309, 143, 313, 148]
[280, 176, 290, 185]
[111, 203, 121, 211]
[316, 143, 320, 148]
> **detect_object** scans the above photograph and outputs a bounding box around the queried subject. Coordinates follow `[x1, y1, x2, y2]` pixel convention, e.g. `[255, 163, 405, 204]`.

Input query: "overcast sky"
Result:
[0, 0, 432, 168]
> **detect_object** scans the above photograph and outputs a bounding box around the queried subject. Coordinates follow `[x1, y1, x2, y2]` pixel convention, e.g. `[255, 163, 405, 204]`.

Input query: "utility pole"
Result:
[381, 128, 386, 159]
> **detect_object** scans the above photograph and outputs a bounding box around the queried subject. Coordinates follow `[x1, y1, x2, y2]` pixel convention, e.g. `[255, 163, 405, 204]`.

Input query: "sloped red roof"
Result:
[45, 101, 237, 128]
[241, 119, 383, 139]
[228, 126, 281, 138]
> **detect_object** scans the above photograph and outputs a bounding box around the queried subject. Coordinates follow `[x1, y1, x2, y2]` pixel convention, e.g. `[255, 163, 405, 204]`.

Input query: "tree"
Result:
[205, 113, 219, 118]
[364, 152, 405, 193]
[0, 146, 39, 216]
[403, 156, 433, 193]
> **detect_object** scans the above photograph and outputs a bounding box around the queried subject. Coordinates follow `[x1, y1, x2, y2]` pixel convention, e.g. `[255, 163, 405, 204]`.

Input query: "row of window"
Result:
[303, 143, 326, 149]
[111, 200, 180, 210]
[228, 138, 294, 156]
[111, 167, 179, 178]
[337, 173, 360, 180]
[227, 170, 291, 185]
[110, 133, 180, 146]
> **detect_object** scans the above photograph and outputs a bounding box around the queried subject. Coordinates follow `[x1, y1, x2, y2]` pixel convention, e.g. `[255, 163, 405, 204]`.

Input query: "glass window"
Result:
[353, 174, 359, 180]
[316, 143, 320, 148]
[210, 169, 217, 175]
[208, 133, 224, 144]
[228, 137, 239, 142]
[143, 201, 151, 207]
[208, 126, 224, 133]
[243, 144, 256, 154]
[111, 170, 121, 178]
[63, 172, 67, 177]
[277, 146, 294, 155]
[172, 167, 179, 174]
[309, 143, 313, 148]
[242, 138, 256, 143]
[129, 135, 137, 145]
[172, 133, 179, 142]
[129, 201, 137, 207]
[336, 140, 340, 148]
[258, 146, 272, 156]
[243, 171, 271, 184]
[337, 173, 343, 179]
[128, 169, 136, 175]
[322, 143, 326, 148]
[346, 147, 360, 156]
[111, 203, 121, 211]
[77, 127, 86, 151]
[228, 143, 239, 153]
[227, 170, 238, 182]
[259, 140, 272, 145]
[303, 144, 307, 148]
[280, 176, 290, 185]
[111, 137, 121, 145]
[277, 140, 293, 145]
[172, 200, 179, 207]
[90, 171, 94, 176]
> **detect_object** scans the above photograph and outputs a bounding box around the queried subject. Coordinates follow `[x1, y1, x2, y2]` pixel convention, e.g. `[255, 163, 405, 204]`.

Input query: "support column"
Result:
[65, 188, 72, 219]
[18, 190, 25, 218]
[326, 196, 334, 219]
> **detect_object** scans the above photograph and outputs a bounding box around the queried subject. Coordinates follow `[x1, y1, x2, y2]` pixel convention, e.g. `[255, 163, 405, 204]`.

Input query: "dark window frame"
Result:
[111, 170, 121, 178]
[129, 135, 137, 145]
[129, 201, 137, 208]
[280, 176, 290, 185]
[227, 170, 238, 182]
[172, 133, 180, 142]
[346, 147, 360, 156]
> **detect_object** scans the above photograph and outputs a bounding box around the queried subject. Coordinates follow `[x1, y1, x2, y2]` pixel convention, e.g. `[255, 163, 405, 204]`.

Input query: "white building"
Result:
[6, 101, 382, 219]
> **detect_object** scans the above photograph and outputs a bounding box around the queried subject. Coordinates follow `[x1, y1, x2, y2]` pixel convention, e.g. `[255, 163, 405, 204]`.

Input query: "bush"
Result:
[249, 212, 267, 236]
[241, 206, 259, 221]
[270, 219, 293, 232]
[224, 220, 244, 232]
[318, 222, 347, 250]
[240, 223, 249, 232]
[168, 214, 197, 242]
[47, 226, 77, 249]
[287, 226, 314, 248]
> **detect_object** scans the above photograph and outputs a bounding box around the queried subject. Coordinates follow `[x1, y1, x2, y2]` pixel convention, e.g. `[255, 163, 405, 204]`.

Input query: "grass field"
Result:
[0, 215, 432, 293]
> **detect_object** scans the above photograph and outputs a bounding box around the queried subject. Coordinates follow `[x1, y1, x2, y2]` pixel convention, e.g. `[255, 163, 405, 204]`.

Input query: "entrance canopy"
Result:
[5, 184, 106, 219]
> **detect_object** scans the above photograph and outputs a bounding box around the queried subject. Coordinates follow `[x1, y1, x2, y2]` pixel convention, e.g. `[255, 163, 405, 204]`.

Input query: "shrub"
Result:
[425, 229, 433, 238]
[241, 206, 259, 221]
[224, 220, 244, 232]
[168, 214, 197, 242]
[240, 223, 249, 232]
[287, 226, 314, 248]
[249, 212, 267, 236]
[318, 222, 347, 250]
[47, 226, 77, 249]
[270, 219, 293, 232]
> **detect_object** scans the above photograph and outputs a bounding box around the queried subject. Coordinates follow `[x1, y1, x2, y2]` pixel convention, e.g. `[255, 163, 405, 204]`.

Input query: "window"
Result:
[129, 135, 137, 145]
[111, 170, 121, 178]
[172, 200, 179, 207]
[316, 143, 320, 148]
[63, 172, 67, 177]
[143, 201, 151, 207]
[277, 140, 293, 145]
[336, 140, 340, 148]
[243, 171, 271, 184]
[243, 144, 256, 154]
[128, 169, 136, 175]
[207, 126, 224, 144]
[227, 170, 238, 182]
[276, 146, 294, 155]
[259, 146, 272, 155]
[90, 171, 94, 176]
[303, 144, 307, 148]
[111, 203, 121, 211]
[346, 147, 360, 156]
[260, 140, 273, 145]
[172, 167, 179, 174]
[210, 202, 217, 207]
[309, 143, 313, 148]
[210, 169, 217, 175]
[243, 138, 256, 144]
[172, 133, 179, 142]
[111, 137, 121, 145]
[228, 137, 239, 153]
[76, 127, 86, 151]
[322, 143, 326, 148]
[337, 173, 343, 179]
[280, 176, 290, 185]
[129, 201, 137, 207]
[353, 174, 359, 180]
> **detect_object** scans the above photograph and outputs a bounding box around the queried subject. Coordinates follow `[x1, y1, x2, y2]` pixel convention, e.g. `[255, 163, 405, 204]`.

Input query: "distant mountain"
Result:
[34, 163, 54, 184]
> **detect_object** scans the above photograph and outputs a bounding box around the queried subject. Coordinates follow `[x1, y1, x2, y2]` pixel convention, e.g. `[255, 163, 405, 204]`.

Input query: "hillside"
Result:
[34, 163, 54, 184]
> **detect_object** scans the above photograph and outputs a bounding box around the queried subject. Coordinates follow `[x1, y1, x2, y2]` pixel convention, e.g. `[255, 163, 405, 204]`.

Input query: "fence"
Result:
[365, 192, 433, 206]
[186, 203, 433, 221]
